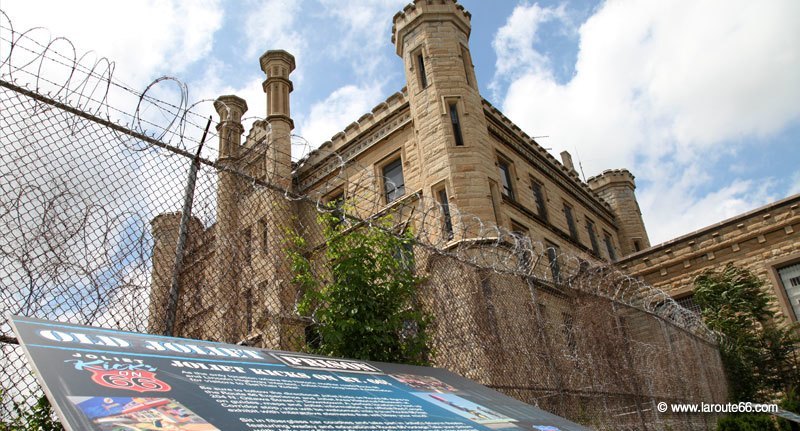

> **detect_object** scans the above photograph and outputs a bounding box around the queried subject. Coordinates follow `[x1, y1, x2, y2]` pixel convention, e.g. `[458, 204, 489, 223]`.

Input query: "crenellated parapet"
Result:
[391, 0, 471, 55]
[587, 169, 636, 190]
[294, 88, 412, 191]
[618, 194, 800, 321]
[588, 168, 650, 255]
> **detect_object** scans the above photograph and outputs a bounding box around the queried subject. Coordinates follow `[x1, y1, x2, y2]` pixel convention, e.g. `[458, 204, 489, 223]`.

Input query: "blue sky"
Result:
[2, 0, 798, 245]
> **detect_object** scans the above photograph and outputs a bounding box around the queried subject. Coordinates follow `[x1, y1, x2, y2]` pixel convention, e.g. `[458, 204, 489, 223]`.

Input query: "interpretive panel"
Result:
[10, 316, 589, 431]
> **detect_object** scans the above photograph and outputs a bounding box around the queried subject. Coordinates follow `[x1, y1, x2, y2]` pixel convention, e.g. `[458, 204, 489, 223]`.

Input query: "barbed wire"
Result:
[0, 11, 726, 430]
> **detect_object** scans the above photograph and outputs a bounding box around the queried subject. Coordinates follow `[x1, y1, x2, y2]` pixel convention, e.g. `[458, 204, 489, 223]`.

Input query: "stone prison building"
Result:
[144, 0, 800, 426]
[149, 0, 656, 348]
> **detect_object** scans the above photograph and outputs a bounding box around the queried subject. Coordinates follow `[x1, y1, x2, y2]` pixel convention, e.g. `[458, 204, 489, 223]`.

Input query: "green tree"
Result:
[778, 387, 800, 431]
[0, 393, 63, 431]
[287, 208, 430, 365]
[693, 263, 799, 403]
[716, 414, 777, 431]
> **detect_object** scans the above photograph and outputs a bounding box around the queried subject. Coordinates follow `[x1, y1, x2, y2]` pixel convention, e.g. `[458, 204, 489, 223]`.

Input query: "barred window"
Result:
[417, 53, 428, 89]
[563, 204, 578, 241]
[449, 102, 464, 146]
[586, 219, 600, 255]
[382, 158, 405, 203]
[546, 242, 560, 283]
[531, 179, 547, 221]
[676, 295, 702, 316]
[603, 232, 617, 261]
[511, 221, 531, 270]
[498, 159, 514, 200]
[437, 188, 454, 240]
[777, 262, 800, 320]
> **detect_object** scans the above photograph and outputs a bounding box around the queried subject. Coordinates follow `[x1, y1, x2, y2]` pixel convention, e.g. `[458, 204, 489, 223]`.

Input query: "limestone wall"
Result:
[619, 194, 800, 321]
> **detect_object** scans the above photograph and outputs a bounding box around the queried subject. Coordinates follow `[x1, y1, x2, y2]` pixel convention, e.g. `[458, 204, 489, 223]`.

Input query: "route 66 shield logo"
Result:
[87, 368, 171, 393]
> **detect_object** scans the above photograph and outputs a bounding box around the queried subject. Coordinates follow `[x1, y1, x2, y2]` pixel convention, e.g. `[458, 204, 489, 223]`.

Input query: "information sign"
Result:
[10, 315, 590, 431]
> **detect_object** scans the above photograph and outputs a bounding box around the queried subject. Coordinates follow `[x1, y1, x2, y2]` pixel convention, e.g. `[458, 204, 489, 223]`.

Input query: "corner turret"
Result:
[587, 169, 650, 255]
[391, 0, 499, 230]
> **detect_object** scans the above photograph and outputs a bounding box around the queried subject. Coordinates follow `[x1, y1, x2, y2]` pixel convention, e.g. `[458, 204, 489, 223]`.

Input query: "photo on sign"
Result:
[412, 392, 517, 425]
[68, 396, 219, 431]
[389, 373, 457, 393]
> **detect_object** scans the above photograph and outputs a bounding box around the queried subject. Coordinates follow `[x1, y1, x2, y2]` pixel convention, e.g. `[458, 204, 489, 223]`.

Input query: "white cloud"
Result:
[243, 0, 307, 64]
[184, 61, 267, 153]
[1, 0, 223, 86]
[789, 171, 800, 195]
[296, 83, 384, 147]
[493, 0, 800, 242]
[490, 2, 567, 96]
[642, 178, 777, 245]
[317, 0, 406, 78]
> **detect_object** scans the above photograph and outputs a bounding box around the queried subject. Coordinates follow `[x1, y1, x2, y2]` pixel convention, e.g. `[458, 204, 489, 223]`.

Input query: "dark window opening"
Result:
[777, 262, 800, 321]
[305, 324, 321, 350]
[383, 158, 405, 203]
[531, 180, 548, 221]
[546, 243, 560, 283]
[417, 53, 428, 89]
[536, 303, 546, 320]
[481, 276, 499, 335]
[562, 312, 576, 353]
[675, 295, 702, 315]
[245, 286, 254, 332]
[586, 219, 600, 255]
[327, 191, 345, 225]
[563, 204, 578, 241]
[260, 219, 269, 253]
[488, 180, 501, 223]
[511, 222, 531, 270]
[437, 188, 454, 240]
[328, 191, 344, 209]
[394, 239, 415, 271]
[498, 160, 514, 200]
[604, 232, 617, 261]
[461, 46, 472, 86]
[633, 239, 642, 252]
[242, 228, 252, 265]
[449, 103, 464, 146]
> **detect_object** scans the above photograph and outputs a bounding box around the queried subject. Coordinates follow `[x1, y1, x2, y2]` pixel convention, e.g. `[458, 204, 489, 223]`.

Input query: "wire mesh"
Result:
[0, 11, 727, 430]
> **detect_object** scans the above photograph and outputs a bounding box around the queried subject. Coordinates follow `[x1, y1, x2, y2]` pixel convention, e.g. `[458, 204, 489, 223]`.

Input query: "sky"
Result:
[1, 0, 798, 245]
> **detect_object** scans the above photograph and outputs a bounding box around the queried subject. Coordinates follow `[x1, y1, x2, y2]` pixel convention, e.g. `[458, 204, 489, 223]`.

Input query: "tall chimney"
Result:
[259, 50, 295, 190]
[560, 150, 578, 177]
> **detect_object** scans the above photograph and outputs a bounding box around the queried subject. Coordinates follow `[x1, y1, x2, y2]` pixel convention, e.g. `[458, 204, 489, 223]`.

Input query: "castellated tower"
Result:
[392, 0, 499, 230]
[587, 169, 651, 256]
[392, 0, 495, 381]
[211, 95, 248, 342]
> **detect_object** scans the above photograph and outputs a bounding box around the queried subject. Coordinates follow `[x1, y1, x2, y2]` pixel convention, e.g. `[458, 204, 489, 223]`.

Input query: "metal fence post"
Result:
[164, 117, 212, 336]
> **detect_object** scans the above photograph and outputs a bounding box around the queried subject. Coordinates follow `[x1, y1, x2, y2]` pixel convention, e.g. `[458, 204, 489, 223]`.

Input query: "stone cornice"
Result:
[618, 193, 800, 269]
[483, 106, 617, 227]
[295, 106, 412, 192]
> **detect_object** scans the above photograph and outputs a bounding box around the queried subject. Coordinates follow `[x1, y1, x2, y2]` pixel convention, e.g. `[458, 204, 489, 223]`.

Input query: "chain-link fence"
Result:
[1, 12, 727, 430]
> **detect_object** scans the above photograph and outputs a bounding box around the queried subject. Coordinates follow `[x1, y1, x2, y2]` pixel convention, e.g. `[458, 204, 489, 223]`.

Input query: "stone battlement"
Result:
[392, 0, 471, 54]
[587, 169, 636, 189]
[296, 87, 409, 170]
[481, 98, 616, 216]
